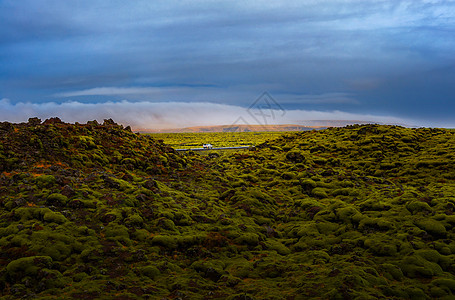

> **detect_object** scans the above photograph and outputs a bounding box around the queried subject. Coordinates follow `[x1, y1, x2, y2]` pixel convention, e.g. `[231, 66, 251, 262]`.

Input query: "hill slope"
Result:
[1, 120, 455, 299]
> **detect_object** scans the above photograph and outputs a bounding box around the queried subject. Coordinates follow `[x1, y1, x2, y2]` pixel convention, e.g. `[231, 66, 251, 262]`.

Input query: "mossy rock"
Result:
[225, 260, 253, 279]
[38, 268, 68, 289]
[156, 217, 177, 231]
[0, 224, 20, 237]
[313, 209, 337, 222]
[364, 238, 397, 256]
[234, 233, 260, 246]
[80, 247, 102, 262]
[311, 187, 328, 198]
[380, 263, 404, 281]
[359, 217, 394, 231]
[6, 256, 53, 281]
[400, 255, 443, 278]
[46, 193, 69, 206]
[126, 214, 144, 226]
[35, 175, 56, 187]
[309, 250, 331, 263]
[332, 188, 355, 197]
[151, 235, 178, 249]
[415, 218, 447, 237]
[43, 211, 68, 224]
[139, 265, 161, 279]
[336, 206, 362, 223]
[415, 249, 451, 270]
[359, 200, 391, 211]
[407, 201, 432, 214]
[316, 222, 340, 234]
[286, 150, 305, 163]
[191, 260, 225, 281]
[133, 229, 150, 241]
[404, 287, 427, 300]
[14, 207, 50, 221]
[300, 179, 317, 191]
[432, 278, 455, 292]
[263, 239, 291, 255]
[104, 223, 130, 238]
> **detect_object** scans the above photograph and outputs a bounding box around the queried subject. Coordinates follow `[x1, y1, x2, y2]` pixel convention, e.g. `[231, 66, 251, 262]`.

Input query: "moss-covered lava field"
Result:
[1, 118, 455, 299]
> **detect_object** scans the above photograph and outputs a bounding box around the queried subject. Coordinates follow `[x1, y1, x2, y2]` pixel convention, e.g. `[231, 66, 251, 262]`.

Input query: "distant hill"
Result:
[140, 124, 327, 133]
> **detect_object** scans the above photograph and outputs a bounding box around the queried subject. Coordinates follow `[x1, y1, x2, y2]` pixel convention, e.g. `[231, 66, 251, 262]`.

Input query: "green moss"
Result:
[139, 265, 161, 279]
[432, 278, 455, 292]
[263, 239, 291, 255]
[43, 211, 67, 224]
[46, 193, 69, 206]
[6, 256, 53, 279]
[311, 187, 328, 198]
[381, 263, 404, 281]
[400, 255, 443, 278]
[126, 214, 144, 226]
[404, 287, 427, 300]
[133, 229, 150, 241]
[364, 238, 397, 256]
[332, 188, 355, 196]
[407, 201, 432, 214]
[316, 222, 340, 234]
[151, 235, 178, 249]
[234, 233, 260, 246]
[104, 223, 130, 238]
[35, 175, 56, 187]
[300, 178, 317, 191]
[191, 260, 225, 281]
[415, 218, 447, 237]
[226, 259, 253, 278]
[359, 217, 394, 231]
[0, 224, 20, 237]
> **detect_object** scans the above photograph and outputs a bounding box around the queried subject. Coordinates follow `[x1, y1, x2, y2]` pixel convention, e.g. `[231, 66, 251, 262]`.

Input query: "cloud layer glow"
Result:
[0, 98, 429, 130]
[1, 0, 455, 127]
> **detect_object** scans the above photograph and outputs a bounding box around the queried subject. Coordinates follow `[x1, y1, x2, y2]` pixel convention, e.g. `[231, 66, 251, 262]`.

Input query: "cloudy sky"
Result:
[1, 0, 454, 129]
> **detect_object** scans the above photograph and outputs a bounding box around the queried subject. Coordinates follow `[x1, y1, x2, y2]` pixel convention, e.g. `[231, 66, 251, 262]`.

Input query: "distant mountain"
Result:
[138, 120, 386, 133]
[296, 120, 376, 127]
[140, 124, 327, 133]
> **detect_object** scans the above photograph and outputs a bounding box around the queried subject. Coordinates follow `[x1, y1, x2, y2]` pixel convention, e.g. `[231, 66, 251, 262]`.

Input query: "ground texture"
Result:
[1, 118, 455, 299]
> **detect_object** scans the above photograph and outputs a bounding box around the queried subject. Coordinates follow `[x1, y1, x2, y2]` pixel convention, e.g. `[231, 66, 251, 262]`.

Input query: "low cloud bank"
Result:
[0, 98, 420, 130]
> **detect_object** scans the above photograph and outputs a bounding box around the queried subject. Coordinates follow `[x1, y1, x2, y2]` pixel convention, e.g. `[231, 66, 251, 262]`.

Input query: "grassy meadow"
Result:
[149, 131, 289, 148]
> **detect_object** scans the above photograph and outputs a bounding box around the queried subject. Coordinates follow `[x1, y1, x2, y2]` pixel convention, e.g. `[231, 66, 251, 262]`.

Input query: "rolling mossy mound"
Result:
[1, 121, 455, 299]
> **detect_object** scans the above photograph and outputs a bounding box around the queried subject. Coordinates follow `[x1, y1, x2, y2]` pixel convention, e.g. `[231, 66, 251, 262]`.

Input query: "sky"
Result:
[1, 0, 455, 129]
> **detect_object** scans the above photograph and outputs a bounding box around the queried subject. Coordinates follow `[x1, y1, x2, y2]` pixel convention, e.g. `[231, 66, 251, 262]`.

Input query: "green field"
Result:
[149, 131, 290, 148]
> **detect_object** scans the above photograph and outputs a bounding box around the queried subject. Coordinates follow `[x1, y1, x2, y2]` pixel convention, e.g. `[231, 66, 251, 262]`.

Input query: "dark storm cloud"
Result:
[1, 0, 455, 127]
